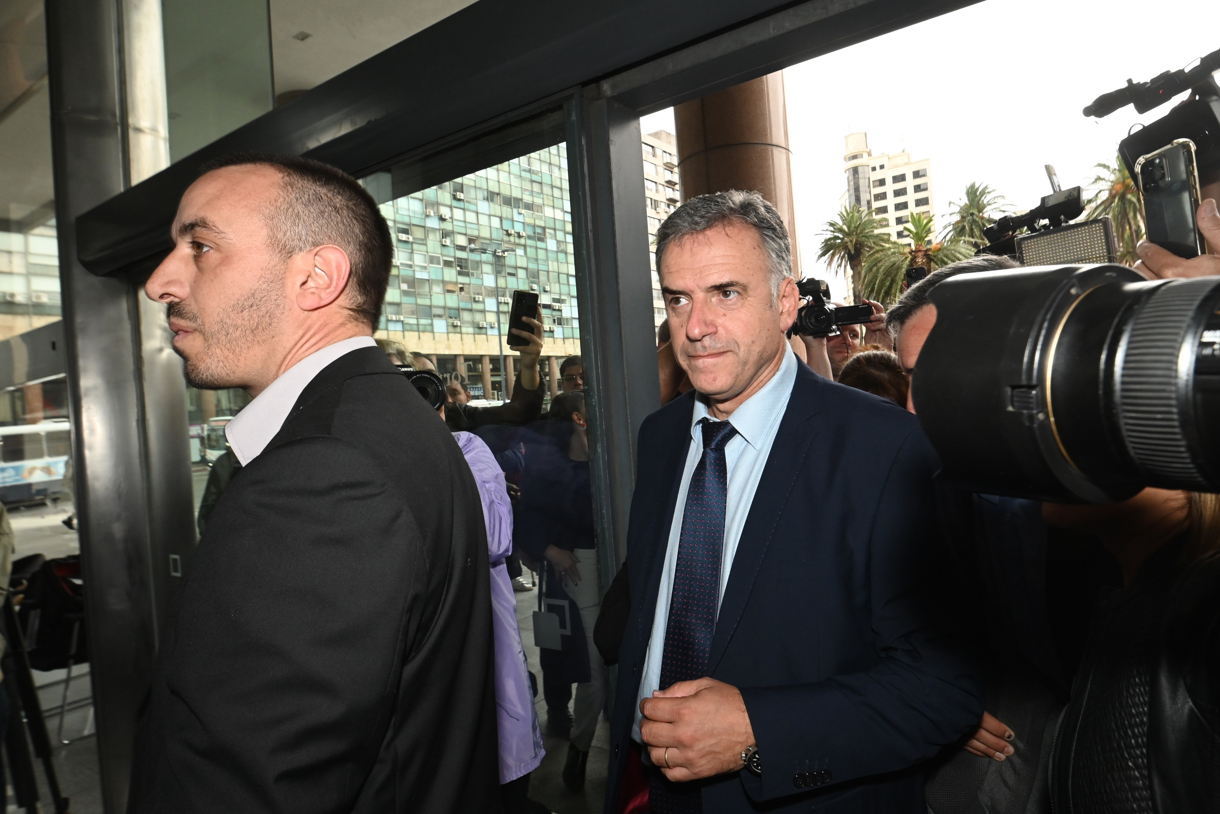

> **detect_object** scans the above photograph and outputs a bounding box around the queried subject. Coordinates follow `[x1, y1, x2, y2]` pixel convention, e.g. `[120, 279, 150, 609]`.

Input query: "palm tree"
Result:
[1086, 156, 1144, 265]
[942, 183, 1006, 248]
[816, 206, 892, 305]
[860, 212, 974, 305]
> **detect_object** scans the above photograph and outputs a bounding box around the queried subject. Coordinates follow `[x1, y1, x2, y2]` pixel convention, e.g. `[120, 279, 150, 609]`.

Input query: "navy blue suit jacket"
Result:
[605, 361, 983, 813]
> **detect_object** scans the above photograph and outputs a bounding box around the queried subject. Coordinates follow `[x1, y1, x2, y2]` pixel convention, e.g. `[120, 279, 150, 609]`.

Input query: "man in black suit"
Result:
[605, 191, 982, 813]
[131, 154, 500, 813]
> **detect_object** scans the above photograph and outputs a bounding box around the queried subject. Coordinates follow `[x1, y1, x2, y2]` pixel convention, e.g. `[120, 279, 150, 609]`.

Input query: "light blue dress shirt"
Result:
[632, 349, 798, 742]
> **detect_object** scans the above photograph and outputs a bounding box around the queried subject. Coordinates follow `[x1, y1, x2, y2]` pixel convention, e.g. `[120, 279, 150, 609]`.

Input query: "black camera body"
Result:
[791, 278, 873, 338]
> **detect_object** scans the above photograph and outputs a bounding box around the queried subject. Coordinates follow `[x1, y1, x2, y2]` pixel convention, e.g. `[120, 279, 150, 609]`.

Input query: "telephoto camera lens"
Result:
[913, 264, 1220, 503]
[395, 365, 447, 410]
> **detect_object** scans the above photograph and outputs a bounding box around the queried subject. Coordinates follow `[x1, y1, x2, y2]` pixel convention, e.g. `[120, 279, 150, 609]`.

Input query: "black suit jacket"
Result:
[129, 347, 501, 814]
[606, 361, 983, 814]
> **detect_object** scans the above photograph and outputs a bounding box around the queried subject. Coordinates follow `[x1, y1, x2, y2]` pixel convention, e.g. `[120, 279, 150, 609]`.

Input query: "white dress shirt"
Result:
[225, 336, 379, 466]
[632, 349, 798, 742]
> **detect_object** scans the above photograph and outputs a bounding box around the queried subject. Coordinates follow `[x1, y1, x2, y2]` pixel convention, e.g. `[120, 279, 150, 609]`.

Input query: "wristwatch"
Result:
[741, 744, 762, 776]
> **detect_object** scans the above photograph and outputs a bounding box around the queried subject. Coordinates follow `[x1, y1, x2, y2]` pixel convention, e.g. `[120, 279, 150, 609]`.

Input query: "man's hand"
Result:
[964, 711, 1014, 761]
[639, 677, 755, 782]
[544, 544, 581, 586]
[1134, 199, 1220, 279]
[510, 307, 544, 390]
[862, 300, 890, 347]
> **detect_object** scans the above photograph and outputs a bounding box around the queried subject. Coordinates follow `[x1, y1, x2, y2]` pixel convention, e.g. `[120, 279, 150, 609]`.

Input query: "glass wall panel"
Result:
[366, 139, 609, 809]
[163, 0, 274, 162]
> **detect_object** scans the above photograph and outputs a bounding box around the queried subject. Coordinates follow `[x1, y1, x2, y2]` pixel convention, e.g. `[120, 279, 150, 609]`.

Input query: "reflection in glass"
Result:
[370, 142, 607, 807]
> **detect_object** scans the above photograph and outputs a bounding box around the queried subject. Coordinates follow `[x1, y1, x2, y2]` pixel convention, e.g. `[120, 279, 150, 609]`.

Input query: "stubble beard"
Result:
[168, 271, 285, 390]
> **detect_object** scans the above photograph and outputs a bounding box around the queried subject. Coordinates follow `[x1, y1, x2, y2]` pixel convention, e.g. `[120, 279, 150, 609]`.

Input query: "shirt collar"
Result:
[690, 349, 798, 450]
[225, 336, 378, 465]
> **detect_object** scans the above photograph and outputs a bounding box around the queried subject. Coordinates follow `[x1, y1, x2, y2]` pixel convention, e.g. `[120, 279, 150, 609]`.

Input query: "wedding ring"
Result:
[664, 747, 671, 769]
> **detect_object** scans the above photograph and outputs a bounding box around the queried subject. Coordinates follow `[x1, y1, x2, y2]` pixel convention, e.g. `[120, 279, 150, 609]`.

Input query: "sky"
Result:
[640, 0, 1219, 300]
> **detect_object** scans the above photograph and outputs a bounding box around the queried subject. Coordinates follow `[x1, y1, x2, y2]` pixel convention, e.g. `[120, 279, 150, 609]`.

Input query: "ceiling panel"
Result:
[270, 0, 480, 96]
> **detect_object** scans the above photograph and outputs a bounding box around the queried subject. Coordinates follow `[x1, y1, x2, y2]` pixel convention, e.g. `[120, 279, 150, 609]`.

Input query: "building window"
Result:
[645, 179, 658, 192]
[914, 182, 928, 193]
[848, 153, 864, 160]
[913, 168, 927, 179]
[870, 165, 877, 171]
[915, 197, 930, 207]
[878, 164, 885, 169]
[892, 173, 906, 183]
[893, 187, 907, 198]
[647, 215, 662, 230]
[873, 191, 887, 202]
[895, 201, 909, 211]
[644, 160, 657, 175]
[643, 144, 656, 156]
[873, 205, 888, 215]
[895, 215, 909, 225]
[877, 217, 889, 227]
[872, 178, 886, 187]
[662, 151, 675, 163]
[648, 198, 661, 210]
[896, 230, 908, 240]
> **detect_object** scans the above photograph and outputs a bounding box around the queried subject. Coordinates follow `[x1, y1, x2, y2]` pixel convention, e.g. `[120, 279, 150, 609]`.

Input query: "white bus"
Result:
[0, 419, 71, 505]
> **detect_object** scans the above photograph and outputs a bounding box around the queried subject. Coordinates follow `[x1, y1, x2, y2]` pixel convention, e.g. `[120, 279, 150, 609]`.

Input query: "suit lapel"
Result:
[706, 366, 824, 673]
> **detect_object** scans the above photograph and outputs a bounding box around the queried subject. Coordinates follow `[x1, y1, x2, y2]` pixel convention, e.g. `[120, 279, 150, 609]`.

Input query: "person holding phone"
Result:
[1135, 197, 1220, 279]
[445, 303, 548, 432]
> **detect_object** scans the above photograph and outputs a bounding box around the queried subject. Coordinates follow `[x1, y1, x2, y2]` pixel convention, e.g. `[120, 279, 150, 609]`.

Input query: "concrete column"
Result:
[479, 354, 492, 399]
[547, 356, 560, 398]
[505, 355, 515, 398]
[199, 389, 217, 422]
[674, 71, 801, 276]
[454, 353, 467, 383]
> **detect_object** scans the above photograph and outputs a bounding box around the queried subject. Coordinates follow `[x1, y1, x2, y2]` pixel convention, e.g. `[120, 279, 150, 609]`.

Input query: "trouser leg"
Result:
[567, 554, 606, 753]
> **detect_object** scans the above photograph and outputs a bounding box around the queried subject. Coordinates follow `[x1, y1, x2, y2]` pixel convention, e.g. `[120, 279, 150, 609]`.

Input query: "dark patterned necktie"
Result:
[651, 418, 737, 814]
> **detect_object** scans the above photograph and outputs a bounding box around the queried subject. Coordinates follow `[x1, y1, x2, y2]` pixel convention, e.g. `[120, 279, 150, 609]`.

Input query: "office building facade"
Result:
[642, 129, 680, 330]
[842, 131, 934, 246]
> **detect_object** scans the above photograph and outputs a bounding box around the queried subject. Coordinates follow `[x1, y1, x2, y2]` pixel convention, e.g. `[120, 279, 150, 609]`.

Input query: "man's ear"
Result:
[777, 275, 800, 330]
[294, 244, 352, 313]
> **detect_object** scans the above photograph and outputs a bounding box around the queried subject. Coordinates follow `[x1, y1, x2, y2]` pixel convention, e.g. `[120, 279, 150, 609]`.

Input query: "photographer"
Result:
[895, 255, 1220, 812]
[889, 256, 1113, 814]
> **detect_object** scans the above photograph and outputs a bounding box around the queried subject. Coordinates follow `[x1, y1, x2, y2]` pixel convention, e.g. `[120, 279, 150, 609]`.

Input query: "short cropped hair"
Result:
[654, 190, 792, 298]
[198, 153, 393, 329]
[886, 254, 1020, 338]
[838, 350, 910, 408]
[560, 355, 583, 376]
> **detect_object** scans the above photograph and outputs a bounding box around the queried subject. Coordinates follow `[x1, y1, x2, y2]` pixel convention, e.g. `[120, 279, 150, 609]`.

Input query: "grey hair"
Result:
[886, 254, 1020, 338]
[654, 190, 792, 299]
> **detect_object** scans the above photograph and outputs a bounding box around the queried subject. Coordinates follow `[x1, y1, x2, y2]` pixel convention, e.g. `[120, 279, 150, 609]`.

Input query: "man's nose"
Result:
[145, 251, 189, 304]
[685, 298, 716, 340]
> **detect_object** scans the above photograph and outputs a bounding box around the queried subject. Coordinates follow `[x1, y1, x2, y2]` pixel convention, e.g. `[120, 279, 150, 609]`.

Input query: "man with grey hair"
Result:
[605, 190, 982, 813]
[887, 255, 1019, 413]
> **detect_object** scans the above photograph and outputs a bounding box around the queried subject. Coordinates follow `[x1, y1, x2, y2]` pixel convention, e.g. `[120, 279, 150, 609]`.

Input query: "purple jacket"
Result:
[455, 432, 545, 783]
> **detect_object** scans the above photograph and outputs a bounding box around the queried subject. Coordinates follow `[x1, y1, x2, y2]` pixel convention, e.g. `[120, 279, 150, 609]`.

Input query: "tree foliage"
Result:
[861, 212, 973, 305]
[816, 206, 892, 305]
[943, 183, 1006, 248]
[1086, 156, 1144, 265]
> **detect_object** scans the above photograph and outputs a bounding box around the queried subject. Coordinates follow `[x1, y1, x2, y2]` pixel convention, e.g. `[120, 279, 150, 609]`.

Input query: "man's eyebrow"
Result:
[174, 217, 230, 241]
[660, 280, 747, 297]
